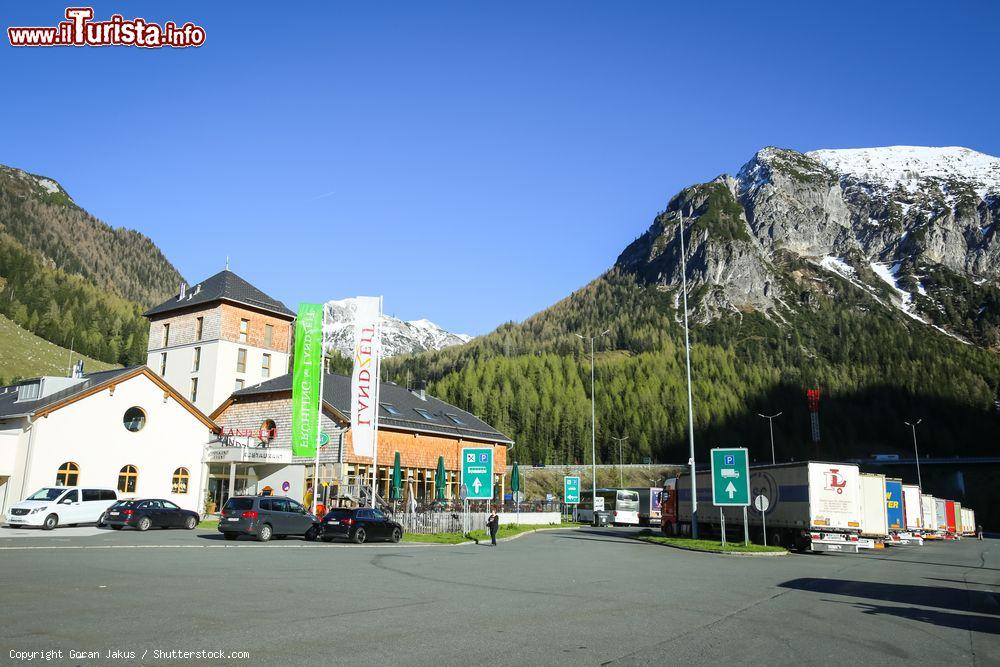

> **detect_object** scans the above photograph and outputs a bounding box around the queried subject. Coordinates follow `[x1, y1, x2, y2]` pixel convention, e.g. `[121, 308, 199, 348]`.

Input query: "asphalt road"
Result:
[0, 525, 997, 666]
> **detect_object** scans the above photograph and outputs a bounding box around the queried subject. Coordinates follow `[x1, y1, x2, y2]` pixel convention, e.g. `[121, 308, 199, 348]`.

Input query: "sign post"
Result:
[461, 447, 494, 504]
[711, 448, 750, 546]
[754, 494, 770, 546]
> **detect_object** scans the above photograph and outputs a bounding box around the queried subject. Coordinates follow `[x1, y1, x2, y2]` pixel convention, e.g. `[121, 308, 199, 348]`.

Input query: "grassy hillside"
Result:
[0, 313, 117, 384]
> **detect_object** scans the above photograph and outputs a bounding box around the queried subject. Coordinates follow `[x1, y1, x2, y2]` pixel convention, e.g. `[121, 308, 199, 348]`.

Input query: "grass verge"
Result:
[635, 529, 786, 554]
[401, 523, 570, 544]
[197, 520, 219, 530]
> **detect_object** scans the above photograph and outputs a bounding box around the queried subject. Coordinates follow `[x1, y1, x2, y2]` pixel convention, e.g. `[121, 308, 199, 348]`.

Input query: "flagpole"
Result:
[370, 296, 383, 508]
[312, 305, 327, 515]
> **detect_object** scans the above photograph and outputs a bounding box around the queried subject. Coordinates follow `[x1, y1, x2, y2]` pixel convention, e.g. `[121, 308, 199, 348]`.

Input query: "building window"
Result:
[414, 408, 435, 421]
[381, 403, 401, 416]
[17, 382, 40, 401]
[118, 465, 138, 494]
[445, 413, 465, 425]
[56, 461, 79, 486]
[196, 316, 204, 341]
[160, 352, 167, 376]
[190, 378, 199, 403]
[163, 323, 170, 346]
[239, 319, 249, 343]
[192, 347, 201, 372]
[235, 379, 244, 391]
[237, 348, 247, 373]
[123, 407, 146, 432]
[171, 467, 190, 494]
[261, 353, 271, 378]
[264, 323, 274, 347]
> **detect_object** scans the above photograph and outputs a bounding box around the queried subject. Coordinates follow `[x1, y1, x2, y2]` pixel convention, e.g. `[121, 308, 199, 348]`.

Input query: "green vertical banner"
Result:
[291, 303, 324, 457]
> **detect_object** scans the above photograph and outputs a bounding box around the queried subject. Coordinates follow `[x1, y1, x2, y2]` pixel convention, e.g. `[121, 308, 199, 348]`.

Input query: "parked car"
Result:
[217, 495, 319, 542]
[102, 499, 200, 531]
[5, 487, 118, 530]
[319, 507, 403, 544]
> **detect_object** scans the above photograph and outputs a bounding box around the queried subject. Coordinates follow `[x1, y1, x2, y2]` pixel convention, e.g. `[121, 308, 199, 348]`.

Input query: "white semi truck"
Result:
[661, 461, 863, 552]
[858, 473, 889, 549]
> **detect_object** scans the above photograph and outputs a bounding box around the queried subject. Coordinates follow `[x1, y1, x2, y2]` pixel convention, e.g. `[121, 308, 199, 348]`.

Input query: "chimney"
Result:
[178, 282, 187, 301]
[412, 380, 427, 401]
[71, 360, 84, 379]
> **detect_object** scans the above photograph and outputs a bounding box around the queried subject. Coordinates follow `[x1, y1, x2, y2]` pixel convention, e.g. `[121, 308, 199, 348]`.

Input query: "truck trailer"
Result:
[626, 487, 663, 526]
[661, 461, 863, 553]
[921, 494, 943, 539]
[935, 498, 948, 534]
[888, 482, 923, 545]
[945, 500, 959, 538]
[858, 473, 888, 549]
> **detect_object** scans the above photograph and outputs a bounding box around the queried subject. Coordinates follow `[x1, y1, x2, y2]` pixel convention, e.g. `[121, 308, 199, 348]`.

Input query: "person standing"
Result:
[978, 524, 984, 541]
[487, 508, 500, 546]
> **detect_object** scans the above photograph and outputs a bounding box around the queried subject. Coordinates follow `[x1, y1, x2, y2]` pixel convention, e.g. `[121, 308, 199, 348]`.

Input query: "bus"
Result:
[573, 488, 640, 526]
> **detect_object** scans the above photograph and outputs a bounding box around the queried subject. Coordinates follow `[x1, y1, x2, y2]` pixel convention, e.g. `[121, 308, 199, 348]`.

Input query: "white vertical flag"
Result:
[351, 296, 382, 458]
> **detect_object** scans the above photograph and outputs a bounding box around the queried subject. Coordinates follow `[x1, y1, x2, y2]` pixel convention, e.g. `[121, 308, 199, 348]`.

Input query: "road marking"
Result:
[0, 542, 460, 551]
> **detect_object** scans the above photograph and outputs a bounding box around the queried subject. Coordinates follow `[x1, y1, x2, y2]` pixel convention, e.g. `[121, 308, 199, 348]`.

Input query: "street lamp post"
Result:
[611, 435, 628, 487]
[904, 419, 923, 489]
[758, 412, 782, 465]
[678, 210, 699, 539]
[576, 330, 609, 521]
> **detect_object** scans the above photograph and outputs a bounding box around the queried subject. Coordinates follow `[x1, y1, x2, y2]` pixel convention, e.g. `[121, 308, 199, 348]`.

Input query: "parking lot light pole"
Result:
[611, 435, 628, 487]
[758, 412, 782, 465]
[904, 419, 923, 489]
[678, 210, 698, 539]
[576, 330, 609, 519]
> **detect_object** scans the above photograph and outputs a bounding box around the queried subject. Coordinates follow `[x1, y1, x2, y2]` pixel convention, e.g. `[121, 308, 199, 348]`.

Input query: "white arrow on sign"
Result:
[725, 481, 737, 499]
[472, 478, 482, 494]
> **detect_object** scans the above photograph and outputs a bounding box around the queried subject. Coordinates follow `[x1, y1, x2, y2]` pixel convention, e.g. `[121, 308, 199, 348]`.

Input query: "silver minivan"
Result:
[5, 487, 119, 530]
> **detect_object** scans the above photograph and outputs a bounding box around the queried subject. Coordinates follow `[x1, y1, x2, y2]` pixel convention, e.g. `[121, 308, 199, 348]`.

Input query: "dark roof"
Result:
[144, 270, 295, 319]
[228, 373, 513, 445]
[0, 367, 139, 420]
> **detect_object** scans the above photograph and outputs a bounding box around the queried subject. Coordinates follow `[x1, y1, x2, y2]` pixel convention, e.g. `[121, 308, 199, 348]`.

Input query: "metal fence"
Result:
[386, 510, 489, 534]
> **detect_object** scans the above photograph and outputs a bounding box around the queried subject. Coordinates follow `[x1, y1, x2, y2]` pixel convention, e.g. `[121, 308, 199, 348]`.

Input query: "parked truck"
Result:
[626, 487, 663, 526]
[896, 484, 925, 545]
[660, 461, 863, 553]
[921, 494, 943, 539]
[960, 507, 976, 537]
[945, 500, 959, 538]
[858, 473, 888, 549]
[935, 498, 948, 534]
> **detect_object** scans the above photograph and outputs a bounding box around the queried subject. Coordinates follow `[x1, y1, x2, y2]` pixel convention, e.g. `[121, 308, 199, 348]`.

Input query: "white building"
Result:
[0, 366, 217, 514]
[144, 269, 295, 416]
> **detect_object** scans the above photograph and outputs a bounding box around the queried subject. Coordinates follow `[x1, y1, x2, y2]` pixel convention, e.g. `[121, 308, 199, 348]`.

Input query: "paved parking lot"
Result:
[0, 526, 997, 665]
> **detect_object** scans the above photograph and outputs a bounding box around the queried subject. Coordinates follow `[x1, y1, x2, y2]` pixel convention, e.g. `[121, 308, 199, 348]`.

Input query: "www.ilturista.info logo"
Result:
[824, 468, 847, 495]
[8, 7, 205, 48]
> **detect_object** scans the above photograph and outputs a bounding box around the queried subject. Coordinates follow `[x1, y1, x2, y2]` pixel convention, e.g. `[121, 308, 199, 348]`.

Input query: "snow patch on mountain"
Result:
[869, 261, 925, 323]
[324, 298, 472, 358]
[807, 146, 1000, 199]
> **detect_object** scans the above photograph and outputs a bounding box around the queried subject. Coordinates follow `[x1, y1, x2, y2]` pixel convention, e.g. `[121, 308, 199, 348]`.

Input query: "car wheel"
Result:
[257, 523, 272, 542]
[111, 525, 123, 530]
[304, 526, 319, 542]
[42, 514, 58, 531]
[184, 516, 198, 530]
[136, 517, 152, 532]
[352, 527, 367, 544]
[390, 527, 401, 543]
[224, 532, 239, 541]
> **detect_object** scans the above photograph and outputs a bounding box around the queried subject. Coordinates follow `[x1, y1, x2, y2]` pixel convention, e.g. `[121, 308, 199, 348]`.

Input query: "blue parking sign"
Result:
[725, 455, 735, 465]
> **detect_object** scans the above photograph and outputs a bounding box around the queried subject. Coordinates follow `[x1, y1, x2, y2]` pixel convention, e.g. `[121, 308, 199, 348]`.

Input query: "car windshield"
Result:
[323, 509, 355, 520]
[110, 500, 137, 508]
[223, 498, 255, 512]
[27, 488, 66, 501]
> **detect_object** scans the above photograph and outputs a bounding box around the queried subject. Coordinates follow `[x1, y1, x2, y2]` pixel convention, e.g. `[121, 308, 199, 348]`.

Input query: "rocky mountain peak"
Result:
[324, 298, 472, 358]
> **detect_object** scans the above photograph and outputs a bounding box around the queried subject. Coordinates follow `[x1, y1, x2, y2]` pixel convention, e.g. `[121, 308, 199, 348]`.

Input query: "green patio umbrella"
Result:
[435, 456, 447, 501]
[390, 452, 402, 501]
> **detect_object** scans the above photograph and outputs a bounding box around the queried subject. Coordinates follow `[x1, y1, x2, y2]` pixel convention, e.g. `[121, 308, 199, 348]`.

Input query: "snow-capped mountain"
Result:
[324, 298, 473, 358]
[616, 145, 1000, 347]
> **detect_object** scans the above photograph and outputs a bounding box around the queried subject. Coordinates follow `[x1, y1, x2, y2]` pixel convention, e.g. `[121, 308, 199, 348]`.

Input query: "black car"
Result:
[319, 507, 402, 544]
[217, 496, 319, 542]
[102, 499, 200, 531]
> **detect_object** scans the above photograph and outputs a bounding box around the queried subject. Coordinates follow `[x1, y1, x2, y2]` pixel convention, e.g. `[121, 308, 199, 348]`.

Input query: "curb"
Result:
[634, 536, 789, 557]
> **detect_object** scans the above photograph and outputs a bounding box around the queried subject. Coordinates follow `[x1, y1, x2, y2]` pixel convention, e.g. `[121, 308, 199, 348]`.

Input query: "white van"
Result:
[6, 487, 118, 530]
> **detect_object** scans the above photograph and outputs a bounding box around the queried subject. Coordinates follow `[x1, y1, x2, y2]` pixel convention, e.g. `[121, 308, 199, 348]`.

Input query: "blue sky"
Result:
[3, 1, 998, 335]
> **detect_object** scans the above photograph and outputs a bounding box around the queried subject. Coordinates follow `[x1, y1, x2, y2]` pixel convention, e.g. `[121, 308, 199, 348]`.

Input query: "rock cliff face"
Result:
[324, 298, 472, 358]
[615, 146, 1000, 345]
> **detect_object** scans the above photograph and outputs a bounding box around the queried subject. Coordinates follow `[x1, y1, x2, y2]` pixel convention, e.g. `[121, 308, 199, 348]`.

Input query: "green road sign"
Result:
[461, 447, 494, 500]
[564, 476, 581, 504]
[711, 447, 750, 506]
[319, 432, 330, 447]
